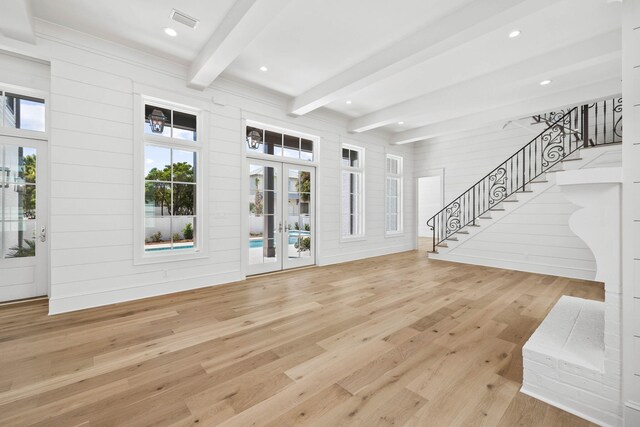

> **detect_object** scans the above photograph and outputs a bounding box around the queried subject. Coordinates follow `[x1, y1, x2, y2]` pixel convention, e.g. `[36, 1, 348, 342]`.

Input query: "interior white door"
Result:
[0, 135, 48, 302]
[282, 163, 315, 270]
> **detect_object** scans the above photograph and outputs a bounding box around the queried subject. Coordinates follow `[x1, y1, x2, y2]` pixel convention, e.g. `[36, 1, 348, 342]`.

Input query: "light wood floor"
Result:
[0, 248, 603, 426]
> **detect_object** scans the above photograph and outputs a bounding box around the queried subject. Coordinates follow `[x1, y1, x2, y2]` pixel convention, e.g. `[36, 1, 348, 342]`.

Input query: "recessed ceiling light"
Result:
[346, 100, 352, 105]
[539, 79, 552, 86]
[259, 66, 268, 72]
[509, 30, 521, 38]
[164, 27, 177, 37]
[398, 121, 404, 125]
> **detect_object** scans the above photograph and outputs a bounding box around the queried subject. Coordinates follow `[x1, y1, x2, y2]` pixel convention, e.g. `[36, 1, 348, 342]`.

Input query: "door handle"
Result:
[39, 226, 46, 242]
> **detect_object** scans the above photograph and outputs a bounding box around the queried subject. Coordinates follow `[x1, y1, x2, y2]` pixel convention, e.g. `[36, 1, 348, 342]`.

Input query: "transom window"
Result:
[245, 125, 314, 161]
[385, 154, 403, 234]
[142, 101, 199, 254]
[341, 145, 365, 238]
[0, 91, 45, 132]
[144, 104, 197, 141]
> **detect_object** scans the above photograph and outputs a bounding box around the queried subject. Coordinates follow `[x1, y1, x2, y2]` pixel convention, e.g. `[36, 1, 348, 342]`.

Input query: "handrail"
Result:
[426, 98, 622, 253]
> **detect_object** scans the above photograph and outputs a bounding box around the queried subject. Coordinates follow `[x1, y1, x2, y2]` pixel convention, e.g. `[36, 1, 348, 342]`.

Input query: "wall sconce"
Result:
[148, 109, 167, 134]
[246, 130, 262, 150]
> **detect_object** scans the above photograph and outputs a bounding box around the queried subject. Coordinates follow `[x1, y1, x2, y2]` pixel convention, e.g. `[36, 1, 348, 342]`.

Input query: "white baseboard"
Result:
[430, 252, 596, 281]
[624, 402, 640, 427]
[48, 270, 242, 315]
[317, 244, 415, 266]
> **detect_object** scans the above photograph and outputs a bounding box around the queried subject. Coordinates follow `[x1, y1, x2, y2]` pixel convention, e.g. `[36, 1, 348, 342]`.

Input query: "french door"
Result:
[0, 135, 48, 302]
[247, 159, 315, 275]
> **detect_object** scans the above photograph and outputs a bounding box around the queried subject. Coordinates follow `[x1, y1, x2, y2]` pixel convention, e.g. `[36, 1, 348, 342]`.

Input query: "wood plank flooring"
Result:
[0, 247, 603, 426]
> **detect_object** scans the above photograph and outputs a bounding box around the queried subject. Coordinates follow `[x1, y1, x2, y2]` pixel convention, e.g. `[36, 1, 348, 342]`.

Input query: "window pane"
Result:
[144, 146, 171, 178]
[4, 183, 36, 221]
[341, 214, 351, 237]
[4, 146, 37, 184]
[173, 110, 197, 141]
[4, 220, 36, 258]
[386, 157, 400, 174]
[283, 134, 300, 159]
[387, 196, 398, 215]
[144, 104, 172, 137]
[145, 182, 171, 216]
[387, 214, 398, 232]
[264, 130, 282, 156]
[172, 150, 196, 183]
[342, 148, 350, 166]
[350, 172, 361, 194]
[387, 178, 398, 196]
[350, 150, 359, 167]
[145, 217, 171, 251]
[263, 239, 278, 263]
[262, 190, 277, 217]
[4, 94, 45, 132]
[172, 216, 195, 249]
[301, 139, 313, 161]
[172, 183, 195, 215]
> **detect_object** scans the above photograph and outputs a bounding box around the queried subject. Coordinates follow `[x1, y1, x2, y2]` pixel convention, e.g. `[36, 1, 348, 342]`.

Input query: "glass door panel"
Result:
[0, 138, 48, 302]
[248, 161, 282, 274]
[283, 164, 314, 270]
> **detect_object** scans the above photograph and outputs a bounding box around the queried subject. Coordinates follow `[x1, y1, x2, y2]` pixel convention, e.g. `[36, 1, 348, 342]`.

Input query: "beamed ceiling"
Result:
[1, 0, 623, 143]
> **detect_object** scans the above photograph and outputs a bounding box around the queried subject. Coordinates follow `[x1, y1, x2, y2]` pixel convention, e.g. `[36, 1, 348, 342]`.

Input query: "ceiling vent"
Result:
[169, 9, 200, 29]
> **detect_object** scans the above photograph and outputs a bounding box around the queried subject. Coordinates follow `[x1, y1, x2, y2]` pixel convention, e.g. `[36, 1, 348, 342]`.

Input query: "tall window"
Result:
[385, 154, 403, 234]
[143, 102, 199, 254]
[341, 145, 364, 238]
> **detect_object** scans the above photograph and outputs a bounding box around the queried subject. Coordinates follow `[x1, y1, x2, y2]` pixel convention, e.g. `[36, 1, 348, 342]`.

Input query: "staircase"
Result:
[426, 98, 622, 255]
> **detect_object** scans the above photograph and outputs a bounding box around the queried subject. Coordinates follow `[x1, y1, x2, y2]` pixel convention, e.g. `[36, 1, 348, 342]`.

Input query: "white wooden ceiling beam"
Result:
[389, 78, 622, 144]
[188, 0, 292, 89]
[0, 0, 35, 44]
[348, 30, 621, 133]
[288, 0, 561, 116]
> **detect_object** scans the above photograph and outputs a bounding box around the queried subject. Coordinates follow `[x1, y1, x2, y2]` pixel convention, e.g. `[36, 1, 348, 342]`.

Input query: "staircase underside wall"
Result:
[415, 124, 599, 280]
[439, 185, 597, 281]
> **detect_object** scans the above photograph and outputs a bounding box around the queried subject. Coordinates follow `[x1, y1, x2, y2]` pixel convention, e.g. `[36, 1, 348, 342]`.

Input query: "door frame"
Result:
[0, 134, 49, 301]
[243, 157, 317, 276]
[415, 168, 445, 250]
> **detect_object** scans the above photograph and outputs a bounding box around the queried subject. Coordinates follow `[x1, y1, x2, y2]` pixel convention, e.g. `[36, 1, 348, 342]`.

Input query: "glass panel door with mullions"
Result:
[247, 160, 315, 275]
[0, 136, 48, 302]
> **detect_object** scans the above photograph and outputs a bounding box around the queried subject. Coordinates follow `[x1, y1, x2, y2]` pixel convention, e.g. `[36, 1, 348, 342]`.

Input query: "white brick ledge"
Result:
[523, 296, 622, 426]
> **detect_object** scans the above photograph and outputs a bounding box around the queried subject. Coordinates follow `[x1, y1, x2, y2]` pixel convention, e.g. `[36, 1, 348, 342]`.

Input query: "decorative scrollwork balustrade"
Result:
[427, 97, 622, 253]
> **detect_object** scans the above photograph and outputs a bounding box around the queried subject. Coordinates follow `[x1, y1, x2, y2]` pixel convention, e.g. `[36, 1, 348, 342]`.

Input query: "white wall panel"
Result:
[2, 28, 414, 314]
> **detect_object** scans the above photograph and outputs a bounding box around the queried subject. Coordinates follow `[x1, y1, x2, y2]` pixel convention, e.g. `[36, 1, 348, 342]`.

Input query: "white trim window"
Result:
[385, 154, 403, 234]
[142, 101, 201, 256]
[341, 144, 365, 238]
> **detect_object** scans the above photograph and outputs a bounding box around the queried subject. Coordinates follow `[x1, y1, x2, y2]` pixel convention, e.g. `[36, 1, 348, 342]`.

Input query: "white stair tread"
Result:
[524, 296, 604, 371]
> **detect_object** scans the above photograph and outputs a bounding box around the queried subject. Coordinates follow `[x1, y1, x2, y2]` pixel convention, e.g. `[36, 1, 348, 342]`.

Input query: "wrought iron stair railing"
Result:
[427, 97, 622, 253]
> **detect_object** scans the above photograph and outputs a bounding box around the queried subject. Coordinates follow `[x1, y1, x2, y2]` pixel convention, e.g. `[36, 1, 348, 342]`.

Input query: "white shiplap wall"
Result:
[622, 0, 640, 423]
[0, 22, 414, 314]
[414, 124, 597, 280]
